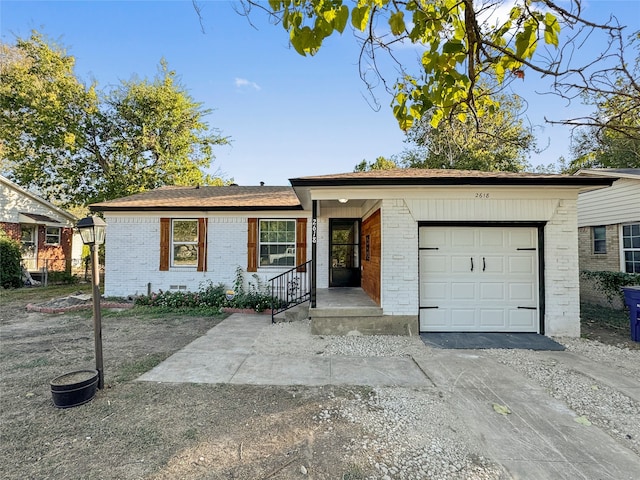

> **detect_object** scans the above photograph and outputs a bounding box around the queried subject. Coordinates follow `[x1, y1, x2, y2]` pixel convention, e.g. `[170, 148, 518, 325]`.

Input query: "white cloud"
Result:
[234, 77, 261, 91]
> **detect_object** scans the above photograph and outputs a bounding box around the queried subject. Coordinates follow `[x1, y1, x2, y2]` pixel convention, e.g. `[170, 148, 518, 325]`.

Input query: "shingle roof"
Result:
[576, 168, 640, 180]
[90, 185, 302, 212]
[289, 168, 613, 186]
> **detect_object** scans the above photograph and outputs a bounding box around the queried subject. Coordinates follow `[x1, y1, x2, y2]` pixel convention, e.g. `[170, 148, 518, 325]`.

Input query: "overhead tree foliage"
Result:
[399, 90, 536, 171]
[354, 155, 397, 171]
[0, 32, 228, 206]
[567, 35, 640, 171]
[235, 0, 635, 137]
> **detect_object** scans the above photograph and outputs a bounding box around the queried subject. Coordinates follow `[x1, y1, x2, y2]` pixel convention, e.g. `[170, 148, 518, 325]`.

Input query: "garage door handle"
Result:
[483, 257, 486, 271]
[470, 257, 474, 271]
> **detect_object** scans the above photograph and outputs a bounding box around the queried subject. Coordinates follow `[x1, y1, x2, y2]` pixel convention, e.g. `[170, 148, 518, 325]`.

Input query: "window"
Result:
[45, 227, 61, 245]
[21, 226, 35, 246]
[622, 223, 640, 273]
[592, 226, 606, 254]
[259, 220, 295, 267]
[159, 218, 207, 271]
[171, 219, 198, 267]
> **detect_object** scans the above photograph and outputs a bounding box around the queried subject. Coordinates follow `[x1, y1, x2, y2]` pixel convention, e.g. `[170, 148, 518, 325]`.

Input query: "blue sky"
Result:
[1, 1, 638, 186]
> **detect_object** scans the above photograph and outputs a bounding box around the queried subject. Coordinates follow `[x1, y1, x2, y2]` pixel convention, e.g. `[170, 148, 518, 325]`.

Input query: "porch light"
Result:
[338, 198, 348, 204]
[77, 216, 106, 246]
[77, 215, 106, 390]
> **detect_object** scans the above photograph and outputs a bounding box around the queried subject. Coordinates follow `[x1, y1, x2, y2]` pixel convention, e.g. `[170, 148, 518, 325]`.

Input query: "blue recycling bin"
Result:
[621, 286, 640, 342]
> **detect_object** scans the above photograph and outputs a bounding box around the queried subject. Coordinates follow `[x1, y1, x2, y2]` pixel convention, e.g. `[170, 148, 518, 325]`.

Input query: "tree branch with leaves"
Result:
[234, 0, 634, 138]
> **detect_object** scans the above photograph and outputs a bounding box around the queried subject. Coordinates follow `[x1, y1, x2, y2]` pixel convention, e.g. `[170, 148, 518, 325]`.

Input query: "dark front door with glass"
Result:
[329, 219, 361, 287]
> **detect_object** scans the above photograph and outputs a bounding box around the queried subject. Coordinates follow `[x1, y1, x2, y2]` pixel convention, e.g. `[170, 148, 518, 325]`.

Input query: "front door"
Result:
[21, 225, 37, 270]
[329, 219, 361, 287]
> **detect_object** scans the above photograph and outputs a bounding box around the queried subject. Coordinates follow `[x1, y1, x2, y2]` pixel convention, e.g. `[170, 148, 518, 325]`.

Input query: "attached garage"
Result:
[419, 225, 541, 333]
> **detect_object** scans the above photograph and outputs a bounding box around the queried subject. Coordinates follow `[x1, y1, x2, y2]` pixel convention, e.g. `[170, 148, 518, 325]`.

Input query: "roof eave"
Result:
[289, 177, 615, 188]
[90, 205, 304, 213]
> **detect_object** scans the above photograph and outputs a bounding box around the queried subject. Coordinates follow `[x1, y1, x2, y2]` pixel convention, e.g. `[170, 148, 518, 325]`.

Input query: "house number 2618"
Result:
[475, 193, 490, 199]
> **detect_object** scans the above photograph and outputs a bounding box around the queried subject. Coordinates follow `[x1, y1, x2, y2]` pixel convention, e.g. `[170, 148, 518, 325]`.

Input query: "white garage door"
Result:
[419, 226, 539, 332]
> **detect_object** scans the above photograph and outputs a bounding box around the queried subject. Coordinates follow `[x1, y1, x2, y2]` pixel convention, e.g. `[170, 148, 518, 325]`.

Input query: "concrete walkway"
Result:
[413, 351, 640, 479]
[137, 314, 431, 387]
[138, 313, 640, 479]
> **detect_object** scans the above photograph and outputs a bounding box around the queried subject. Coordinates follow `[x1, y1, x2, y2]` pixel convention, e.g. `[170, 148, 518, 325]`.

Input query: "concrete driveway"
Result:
[139, 313, 640, 479]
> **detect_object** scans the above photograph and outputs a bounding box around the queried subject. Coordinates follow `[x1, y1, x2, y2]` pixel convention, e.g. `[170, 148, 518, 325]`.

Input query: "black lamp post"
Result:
[77, 215, 106, 389]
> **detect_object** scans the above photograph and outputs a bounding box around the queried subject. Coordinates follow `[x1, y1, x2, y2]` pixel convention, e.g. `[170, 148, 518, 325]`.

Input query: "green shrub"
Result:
[134, 268, 284, 313]
[0, 231, 22, 288]
[581, 270, 640, 304]
[47, 271, 79, 285]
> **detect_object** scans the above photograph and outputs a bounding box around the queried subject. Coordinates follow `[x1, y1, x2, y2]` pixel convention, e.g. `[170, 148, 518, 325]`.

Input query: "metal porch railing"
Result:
[269, 260, 311, 323]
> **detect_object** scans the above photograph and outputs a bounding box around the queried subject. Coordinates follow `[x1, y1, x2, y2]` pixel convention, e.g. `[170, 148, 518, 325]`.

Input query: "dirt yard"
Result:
[0, 287, 376, 480]
[1, 285, 637, 480]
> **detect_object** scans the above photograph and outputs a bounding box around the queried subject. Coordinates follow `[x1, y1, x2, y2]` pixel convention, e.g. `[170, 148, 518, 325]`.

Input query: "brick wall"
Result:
[375, 196, 582, 336]
[0, 222, 71, 272]
[380, 199, 419, 315]
[543, 199, 581, 336]
[37, 226, 73, 272]
[0, 222, 21, 240]
[103, 214, 310, 298]
[577, 225, 620, 272]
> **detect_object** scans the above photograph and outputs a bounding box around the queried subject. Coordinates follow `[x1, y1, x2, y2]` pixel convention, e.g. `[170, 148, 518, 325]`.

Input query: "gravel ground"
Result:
[485, 338, 640, 457]
[258, 320, 640, 479]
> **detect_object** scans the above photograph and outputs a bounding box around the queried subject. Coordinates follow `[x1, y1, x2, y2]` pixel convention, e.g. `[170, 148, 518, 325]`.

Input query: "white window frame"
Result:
[171, 219, 198, 268]
[259, 219, 296, 268]
[45, 226, 61, 245]
[620, 223, 640, 274]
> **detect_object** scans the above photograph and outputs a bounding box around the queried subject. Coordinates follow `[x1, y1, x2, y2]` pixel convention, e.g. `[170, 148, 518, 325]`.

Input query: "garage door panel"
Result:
[451, 229, 475, 247]
[420, 309, 447, 328]
[451, 309, 476, 327]
[451, 283, 475, 300]
[451, 255, 473, 273]
[420, 254, 447, 273]
[480, 283, 505, 300]
[479, 229, 504, 247]
[508, 229, 536, 248]
[419, 227, 447, 248]
[509, 256, 535, 274]
[509, 309, 537, 328]
[509, 283, 535, 301]
[419, 226, 539, 333]
[421, 282, 447, 302]
[482, 256, 505, 274]
[479, 310, 506, 327]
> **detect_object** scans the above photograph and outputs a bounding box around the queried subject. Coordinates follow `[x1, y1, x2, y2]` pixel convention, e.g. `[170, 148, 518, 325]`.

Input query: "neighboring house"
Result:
[90, 169, 611, 337]
[575, 168, 640, 308]
[0, 175, 78, 274]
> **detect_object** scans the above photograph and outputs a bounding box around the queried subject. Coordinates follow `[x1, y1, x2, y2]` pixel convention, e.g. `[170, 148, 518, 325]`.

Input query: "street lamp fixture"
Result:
[77, 215, 106, 389]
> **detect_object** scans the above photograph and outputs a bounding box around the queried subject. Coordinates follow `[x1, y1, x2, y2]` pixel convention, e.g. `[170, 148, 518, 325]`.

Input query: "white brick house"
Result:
[91, 169, 612, 337]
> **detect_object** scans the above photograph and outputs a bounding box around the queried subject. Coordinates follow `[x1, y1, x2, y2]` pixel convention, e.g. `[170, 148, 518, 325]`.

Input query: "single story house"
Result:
[575, 168, 640, 307]
[0, 174, 78, 274]
[90, 169, 612, 337]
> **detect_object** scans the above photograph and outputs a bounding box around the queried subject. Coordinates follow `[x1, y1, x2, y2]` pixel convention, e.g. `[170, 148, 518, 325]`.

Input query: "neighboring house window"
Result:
[21, 225, 37, 270]
[159, 218, 207, 271]
[592, 226, 606, 254]
[21, 225, 35, 246]
[45, 227, 61, 245]
[622, 223, 640, 273]
[259, 220, 296, 267]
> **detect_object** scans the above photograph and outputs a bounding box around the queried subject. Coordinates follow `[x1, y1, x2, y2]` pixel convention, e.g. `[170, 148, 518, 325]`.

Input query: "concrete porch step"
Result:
[273, 301, 310, 323]
[309, 305, 384, 318]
